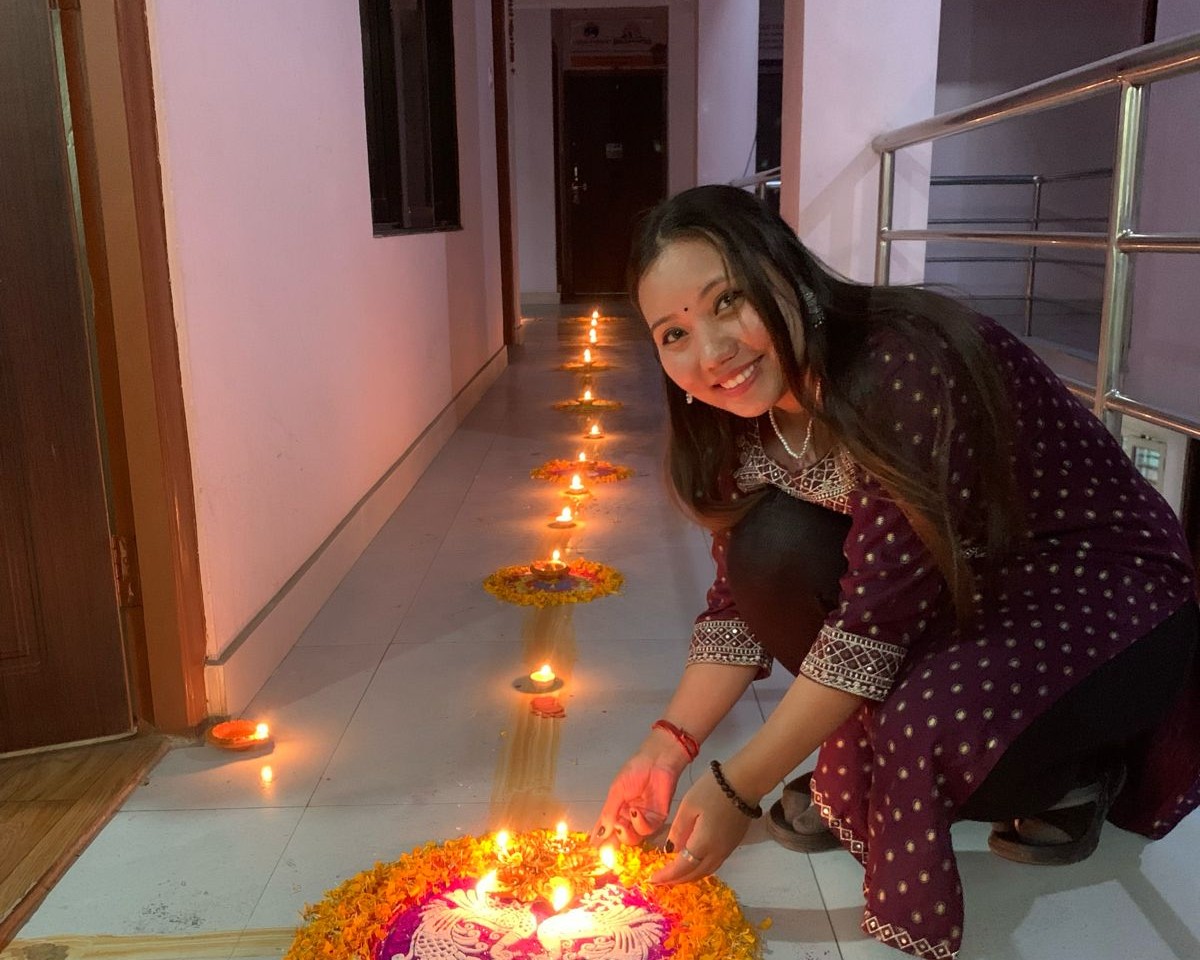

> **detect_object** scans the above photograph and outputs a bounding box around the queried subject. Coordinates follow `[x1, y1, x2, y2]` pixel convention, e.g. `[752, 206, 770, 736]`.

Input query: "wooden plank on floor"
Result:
[0, 735, 169, 950]
[1, 927, 296, 960]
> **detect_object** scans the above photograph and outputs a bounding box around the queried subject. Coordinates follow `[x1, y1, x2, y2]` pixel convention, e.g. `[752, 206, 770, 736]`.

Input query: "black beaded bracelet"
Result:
[709, 760, 763, 819]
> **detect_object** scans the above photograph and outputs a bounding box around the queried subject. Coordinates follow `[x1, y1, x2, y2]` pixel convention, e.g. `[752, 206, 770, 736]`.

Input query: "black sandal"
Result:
[766, 771, 842, 852]
[987, 761, 1127, 865]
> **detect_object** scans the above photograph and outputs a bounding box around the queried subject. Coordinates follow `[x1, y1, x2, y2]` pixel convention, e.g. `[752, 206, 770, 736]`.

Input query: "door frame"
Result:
[62, 0, 208, 734]
[549, 5, 669, 301]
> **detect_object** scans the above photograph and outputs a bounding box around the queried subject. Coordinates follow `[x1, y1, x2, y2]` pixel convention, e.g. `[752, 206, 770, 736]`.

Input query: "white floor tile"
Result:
[123, 645, 386, 811]
[247, 802, 493, 929]
[307, 640, 521, 806]
[718, 835, 845, 960]
[17, 808, 302, 938]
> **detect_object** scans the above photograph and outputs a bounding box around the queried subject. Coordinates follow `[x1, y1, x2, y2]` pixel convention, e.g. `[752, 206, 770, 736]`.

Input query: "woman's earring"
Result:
[685, 393, 694, 405]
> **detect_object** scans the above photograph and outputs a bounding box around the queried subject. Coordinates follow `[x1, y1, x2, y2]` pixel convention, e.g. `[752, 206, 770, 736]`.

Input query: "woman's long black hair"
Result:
[629, 185, 1024, 618]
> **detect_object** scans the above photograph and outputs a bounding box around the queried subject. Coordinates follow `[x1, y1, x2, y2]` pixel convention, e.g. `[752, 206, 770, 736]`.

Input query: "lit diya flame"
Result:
[586, 422, 603, 439]
[531, 549, 569, 580]
[549, 505, 575, 528]
[494, 830, 510, 855]
[260, 765, 274, 784]
[530, 663, 556, 684]
[475, 870, 499, 898]
[592, 309, 600, 322]
[600, 845, 616, 871]
[577, 451, 588, 463]
[581, 387, 594, 402]
[582, 347, 593, 364]
[590, 317, 598, 329]
[206, 718, 273, 751]
[549, 877, 573, 913]
[556, 820, 569, 842]
[567, 474, 588, 494]
[588, 328, 598, 344]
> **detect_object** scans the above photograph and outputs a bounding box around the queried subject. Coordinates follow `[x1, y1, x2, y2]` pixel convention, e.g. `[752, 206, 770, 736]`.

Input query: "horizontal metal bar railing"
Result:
[1060, 380, 1200, 440]
[931, 168, 1113, 187]
[875, 31, 1200, 443]
[873, 32, 1200, 152]
[928, 216, 1108, 225]
[885, 229, 1109, 249]
[925, 256, 1102, 269]
[887, 228, 1200, 253]
[729, 166, 781, 192]
[1121, 233, 1200, 253]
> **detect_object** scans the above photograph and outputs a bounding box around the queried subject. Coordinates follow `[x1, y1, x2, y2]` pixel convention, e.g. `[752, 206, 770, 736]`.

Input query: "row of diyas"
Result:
[516, 309, 613, 729]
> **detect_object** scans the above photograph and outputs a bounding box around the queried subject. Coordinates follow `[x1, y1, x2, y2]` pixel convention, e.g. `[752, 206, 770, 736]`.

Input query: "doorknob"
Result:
[570, 164, 588, 205]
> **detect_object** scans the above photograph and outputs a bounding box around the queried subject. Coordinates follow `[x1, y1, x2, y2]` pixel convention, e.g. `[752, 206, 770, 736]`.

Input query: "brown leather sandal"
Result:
[987, 762, 1127, 865]
[766, 771, 842, 852]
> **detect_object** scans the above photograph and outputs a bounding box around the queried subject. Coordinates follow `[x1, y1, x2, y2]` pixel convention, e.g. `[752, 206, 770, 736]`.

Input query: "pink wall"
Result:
[928, 0, 1146, 306]
[780, 0, 941, 283]
[696, 0, 759, 185]
[1125, 0, 1200, 422]
[513, 8, 558, 298]
[146, 0, 504, 657]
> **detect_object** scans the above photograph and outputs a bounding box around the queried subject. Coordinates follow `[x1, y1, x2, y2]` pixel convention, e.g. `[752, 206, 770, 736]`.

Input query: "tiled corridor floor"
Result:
[9, 307, 1200, 960]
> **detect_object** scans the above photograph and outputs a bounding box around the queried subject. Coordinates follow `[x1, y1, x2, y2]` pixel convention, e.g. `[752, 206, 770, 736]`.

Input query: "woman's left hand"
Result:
[650, 768, 755, 884]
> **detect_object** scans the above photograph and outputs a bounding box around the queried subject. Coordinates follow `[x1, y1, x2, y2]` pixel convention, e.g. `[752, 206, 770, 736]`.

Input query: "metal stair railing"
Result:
[872, 31, 1200, 440]
[729, 166, 782, 202]
[927, 168, 1111, 338]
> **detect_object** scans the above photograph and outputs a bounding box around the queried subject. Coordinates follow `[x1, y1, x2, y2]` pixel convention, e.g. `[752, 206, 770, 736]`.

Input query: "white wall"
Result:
[511, 0, 697, 301]
[146, 0, 504, 659]
[696, 0, 759, 185]
[1125, 0, 1200, 423]
[779, 0, 941, 283]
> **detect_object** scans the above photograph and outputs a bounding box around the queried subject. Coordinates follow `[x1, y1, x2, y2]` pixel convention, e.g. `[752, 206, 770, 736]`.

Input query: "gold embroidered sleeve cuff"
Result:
[800, 625, 905, 701]
[688, 618, 772, 674]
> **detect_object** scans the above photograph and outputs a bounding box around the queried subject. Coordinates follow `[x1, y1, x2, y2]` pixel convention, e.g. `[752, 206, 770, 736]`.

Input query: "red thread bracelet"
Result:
[652, 719, 699, 761]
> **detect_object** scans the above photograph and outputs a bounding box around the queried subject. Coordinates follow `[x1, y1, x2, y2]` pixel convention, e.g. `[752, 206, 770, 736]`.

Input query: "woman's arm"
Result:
[723, 673, 863, 802]
[660, 661, 760, 745]
[653, 674, 863, 883]
[593, 662, 758, 843]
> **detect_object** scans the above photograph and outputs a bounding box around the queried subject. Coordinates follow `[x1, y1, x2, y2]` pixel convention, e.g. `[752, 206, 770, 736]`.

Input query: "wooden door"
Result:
[0, 1, 133, 754]
[559, 71, 667, 297]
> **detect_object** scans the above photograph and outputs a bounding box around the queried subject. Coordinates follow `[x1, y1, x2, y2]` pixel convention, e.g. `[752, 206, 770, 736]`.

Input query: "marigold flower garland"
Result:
[529, 458, 634, 483]
[552, 398, 623, 413]
[559, 359, 613, 371]
[283, 831, 761, 960]
[483, 558, 623, 607]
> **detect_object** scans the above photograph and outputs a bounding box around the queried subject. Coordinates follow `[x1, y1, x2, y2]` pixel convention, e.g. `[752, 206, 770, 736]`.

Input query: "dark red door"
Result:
[560, 71, 667, 297]
[0, 1, 133, 753]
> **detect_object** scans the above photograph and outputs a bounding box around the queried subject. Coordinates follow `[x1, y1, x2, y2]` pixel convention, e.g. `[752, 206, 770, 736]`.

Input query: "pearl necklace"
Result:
[767, 407, 814, 462]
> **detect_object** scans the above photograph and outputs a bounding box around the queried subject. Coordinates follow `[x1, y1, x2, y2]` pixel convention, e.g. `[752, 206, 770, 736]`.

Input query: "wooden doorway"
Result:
[553, 10, 668, 299]
[558, 71, 667, 297]
[0, 0, 134, 754]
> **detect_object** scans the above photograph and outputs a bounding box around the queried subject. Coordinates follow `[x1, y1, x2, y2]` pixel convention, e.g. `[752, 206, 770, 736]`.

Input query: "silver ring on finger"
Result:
[679, 848, 698, 863]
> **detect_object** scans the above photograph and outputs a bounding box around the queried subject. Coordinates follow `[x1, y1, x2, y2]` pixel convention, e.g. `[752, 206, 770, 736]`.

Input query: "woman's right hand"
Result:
[592, 729, 691, 845]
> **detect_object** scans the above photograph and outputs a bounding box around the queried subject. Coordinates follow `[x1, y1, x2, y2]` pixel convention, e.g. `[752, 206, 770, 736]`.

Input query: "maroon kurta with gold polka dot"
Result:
[688, 319, 1198, 959]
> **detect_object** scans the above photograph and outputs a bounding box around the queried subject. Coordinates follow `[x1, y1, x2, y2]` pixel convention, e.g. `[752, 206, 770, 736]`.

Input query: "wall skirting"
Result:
[203, 345, 509, 717]
[520, 290, 560, 304]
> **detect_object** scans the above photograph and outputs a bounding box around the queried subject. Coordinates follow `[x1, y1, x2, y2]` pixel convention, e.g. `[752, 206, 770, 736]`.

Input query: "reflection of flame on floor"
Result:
[490, 607, 576, 832]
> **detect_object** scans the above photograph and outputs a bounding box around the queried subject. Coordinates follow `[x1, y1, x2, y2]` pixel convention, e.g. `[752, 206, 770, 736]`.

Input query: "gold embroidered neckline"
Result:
[735, 420, 858, 514]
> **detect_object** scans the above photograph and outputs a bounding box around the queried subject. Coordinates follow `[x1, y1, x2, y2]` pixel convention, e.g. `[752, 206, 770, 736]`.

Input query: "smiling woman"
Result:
[591, 185, 1200, 960]
[638, 239, 802, 424]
